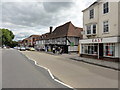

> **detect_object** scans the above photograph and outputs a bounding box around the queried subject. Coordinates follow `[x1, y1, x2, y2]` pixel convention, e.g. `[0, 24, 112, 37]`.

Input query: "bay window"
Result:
[87, 25, 91, 34]
[86, 24, 97, 35]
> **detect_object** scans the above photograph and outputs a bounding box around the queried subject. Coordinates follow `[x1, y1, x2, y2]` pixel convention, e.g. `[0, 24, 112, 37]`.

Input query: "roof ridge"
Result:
[66, 21, 75, 36]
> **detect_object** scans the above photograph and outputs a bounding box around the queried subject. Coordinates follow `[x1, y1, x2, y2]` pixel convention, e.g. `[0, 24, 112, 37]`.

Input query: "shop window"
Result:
[82, 44, 98, 55]
[104, 43, 115, 57]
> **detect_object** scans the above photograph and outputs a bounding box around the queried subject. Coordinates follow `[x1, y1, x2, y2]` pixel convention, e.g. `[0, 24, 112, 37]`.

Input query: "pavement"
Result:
[46, 52, 119, 71]
[2, 49, 71, 89]
[21, 50, 119, 88]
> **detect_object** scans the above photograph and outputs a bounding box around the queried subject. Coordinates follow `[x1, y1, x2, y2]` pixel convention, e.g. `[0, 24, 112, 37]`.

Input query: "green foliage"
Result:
[10, 41, 18, 48]
[0, 28, 15, 47]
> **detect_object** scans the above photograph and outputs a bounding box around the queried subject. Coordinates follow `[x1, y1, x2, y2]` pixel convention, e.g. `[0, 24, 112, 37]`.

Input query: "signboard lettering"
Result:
[92, 38, 103, 43]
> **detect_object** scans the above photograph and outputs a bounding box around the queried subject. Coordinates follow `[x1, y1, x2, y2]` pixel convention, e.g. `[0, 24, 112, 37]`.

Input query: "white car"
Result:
[29, 47, 35, 51]
[20, 47, 26, 51]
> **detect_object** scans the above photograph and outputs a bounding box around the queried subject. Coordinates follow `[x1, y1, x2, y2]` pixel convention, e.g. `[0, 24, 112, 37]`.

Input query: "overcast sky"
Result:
[1, 0, 96, 41]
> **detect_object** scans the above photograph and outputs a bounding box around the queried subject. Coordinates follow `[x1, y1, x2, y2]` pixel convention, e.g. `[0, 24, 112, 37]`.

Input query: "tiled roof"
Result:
[21, 21, 83, 41]
[45, 21, 83, 39]
[29, 35, 40, 38]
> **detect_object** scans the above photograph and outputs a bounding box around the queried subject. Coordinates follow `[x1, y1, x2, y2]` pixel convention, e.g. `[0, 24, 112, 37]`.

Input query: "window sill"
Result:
[104, 55, 115, 58]
[102, 32, 109, 34]
[103, 12, 109, 16]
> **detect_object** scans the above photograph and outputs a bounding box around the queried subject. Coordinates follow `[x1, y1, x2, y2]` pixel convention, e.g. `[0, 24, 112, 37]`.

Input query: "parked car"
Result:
[26, 47, 30, 50]
[14, 47, 17, 49]
[17, 47, 21, 50]
[20, 47, 26, 51]
[29, 47, 35, 51]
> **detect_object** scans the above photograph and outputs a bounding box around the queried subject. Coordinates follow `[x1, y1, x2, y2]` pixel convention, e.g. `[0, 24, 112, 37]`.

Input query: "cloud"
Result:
[1, 0, 96, 41]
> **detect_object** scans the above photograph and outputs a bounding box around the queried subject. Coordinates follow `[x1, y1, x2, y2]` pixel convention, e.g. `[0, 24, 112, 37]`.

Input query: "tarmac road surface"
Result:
[2, 49, 71, 89]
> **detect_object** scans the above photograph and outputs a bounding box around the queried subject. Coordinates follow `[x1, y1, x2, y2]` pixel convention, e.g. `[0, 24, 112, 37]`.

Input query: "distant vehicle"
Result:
[29, 47, 35, 51]
[20, 47, 26, 51]
[26, 47, 30, 50]
[14, 47, 17, 49]
[17, 47, 21, 50]
[2, 46, 7, 49]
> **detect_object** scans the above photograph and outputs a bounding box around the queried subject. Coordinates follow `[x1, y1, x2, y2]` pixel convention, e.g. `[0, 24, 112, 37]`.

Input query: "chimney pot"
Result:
[50, 26, 53, 34]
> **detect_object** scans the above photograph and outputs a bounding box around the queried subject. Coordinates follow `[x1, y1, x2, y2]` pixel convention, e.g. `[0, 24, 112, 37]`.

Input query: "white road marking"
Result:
[19, 51, 75, 89]
[31, 59, 74, 89]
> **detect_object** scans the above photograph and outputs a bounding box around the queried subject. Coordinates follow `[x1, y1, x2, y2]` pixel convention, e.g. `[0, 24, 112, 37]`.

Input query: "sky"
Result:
[1, 0, 96, 41]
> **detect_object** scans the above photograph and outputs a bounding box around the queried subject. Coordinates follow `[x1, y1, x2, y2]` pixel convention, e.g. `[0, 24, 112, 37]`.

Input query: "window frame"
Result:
[89, 9, 94, 19]
[81, 44, 98, 55]
[103, 2, 109, 14]
[86, 24, 97, 35]
[104, 43, 115, 57]
[103, 21, 109, 33]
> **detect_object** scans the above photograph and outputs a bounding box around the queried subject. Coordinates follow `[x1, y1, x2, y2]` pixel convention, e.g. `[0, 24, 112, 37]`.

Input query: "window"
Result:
[90, 9, 94, 19]
[86, 24, 97, 35]
[87, 25, 91, 34]
[93, 24, 96, 34]
[82, 44, 98, 55]
[103, 21, 109, 33]
[103, 2, 109, 14]
[104, 43, 115, 57]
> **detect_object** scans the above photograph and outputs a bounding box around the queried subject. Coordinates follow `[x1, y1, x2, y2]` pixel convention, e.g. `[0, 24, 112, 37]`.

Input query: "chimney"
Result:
[50, 26, 53, 34]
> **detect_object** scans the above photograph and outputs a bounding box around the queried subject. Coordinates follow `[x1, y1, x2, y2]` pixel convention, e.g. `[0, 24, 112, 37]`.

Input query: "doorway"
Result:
[99, 43, 103, 58]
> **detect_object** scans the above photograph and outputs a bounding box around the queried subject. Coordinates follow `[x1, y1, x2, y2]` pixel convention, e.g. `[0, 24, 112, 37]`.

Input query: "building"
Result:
[20, 35, 40, 47]
[36, 21, 83, 53]
[28, 35, 40, 47]
[79, 0, 120, 62]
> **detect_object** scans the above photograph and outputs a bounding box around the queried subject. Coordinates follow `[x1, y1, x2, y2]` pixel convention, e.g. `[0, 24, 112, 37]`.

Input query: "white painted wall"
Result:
[67, 37, 79, 45]
[68, 46, 78, 52]
[83, 2, 119, 39]
[118, 43, 120, 58]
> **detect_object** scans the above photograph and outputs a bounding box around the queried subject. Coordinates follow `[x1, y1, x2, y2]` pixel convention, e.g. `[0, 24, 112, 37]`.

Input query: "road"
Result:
[2, 49, 71, 88]
[21, 51, 119, 88]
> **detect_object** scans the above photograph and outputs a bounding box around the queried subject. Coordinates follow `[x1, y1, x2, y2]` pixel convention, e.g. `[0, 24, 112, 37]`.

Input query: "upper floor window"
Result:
[103, 21, 109, 33]
[89, 9, 94, 19]
[87, 25, 91, 34]
[86, 24, 97, 35]
[103, 2, 109, 14]
[93, 24, 96, 34]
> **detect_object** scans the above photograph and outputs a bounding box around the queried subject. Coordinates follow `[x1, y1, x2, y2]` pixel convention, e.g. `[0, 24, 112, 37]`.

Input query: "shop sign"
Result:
[92, 38, 103, 43]
[70, 42, 74, 46]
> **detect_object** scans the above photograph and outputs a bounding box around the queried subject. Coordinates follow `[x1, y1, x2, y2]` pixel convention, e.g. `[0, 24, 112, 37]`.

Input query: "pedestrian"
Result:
[53, 47, 55, 54]
[60, 47, 63, 54]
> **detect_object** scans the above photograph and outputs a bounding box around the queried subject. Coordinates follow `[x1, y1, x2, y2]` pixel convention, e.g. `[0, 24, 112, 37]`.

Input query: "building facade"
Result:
[79, 0, 120, 62]
[19, 35, 40, 47]
[36, 22, 83, 53]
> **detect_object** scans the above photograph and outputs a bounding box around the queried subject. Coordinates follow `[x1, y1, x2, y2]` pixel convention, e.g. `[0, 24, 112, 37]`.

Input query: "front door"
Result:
[99, 43, 103, 58]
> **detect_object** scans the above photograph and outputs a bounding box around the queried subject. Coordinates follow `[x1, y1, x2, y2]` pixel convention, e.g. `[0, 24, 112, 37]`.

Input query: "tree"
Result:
[0, 28, 15, 47]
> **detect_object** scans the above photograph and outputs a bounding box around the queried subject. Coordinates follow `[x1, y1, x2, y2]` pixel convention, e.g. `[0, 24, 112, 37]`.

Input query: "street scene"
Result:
[0, 0, 120, 89]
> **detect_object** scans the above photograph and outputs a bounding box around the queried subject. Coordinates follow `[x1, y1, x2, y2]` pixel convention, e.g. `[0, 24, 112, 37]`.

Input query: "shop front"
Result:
[79, 37, 120, 62]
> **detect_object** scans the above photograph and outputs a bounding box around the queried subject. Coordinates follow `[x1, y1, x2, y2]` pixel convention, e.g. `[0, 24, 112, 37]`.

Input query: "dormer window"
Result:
[103, 2, 109, 14]
[89, 9, 94, 19]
